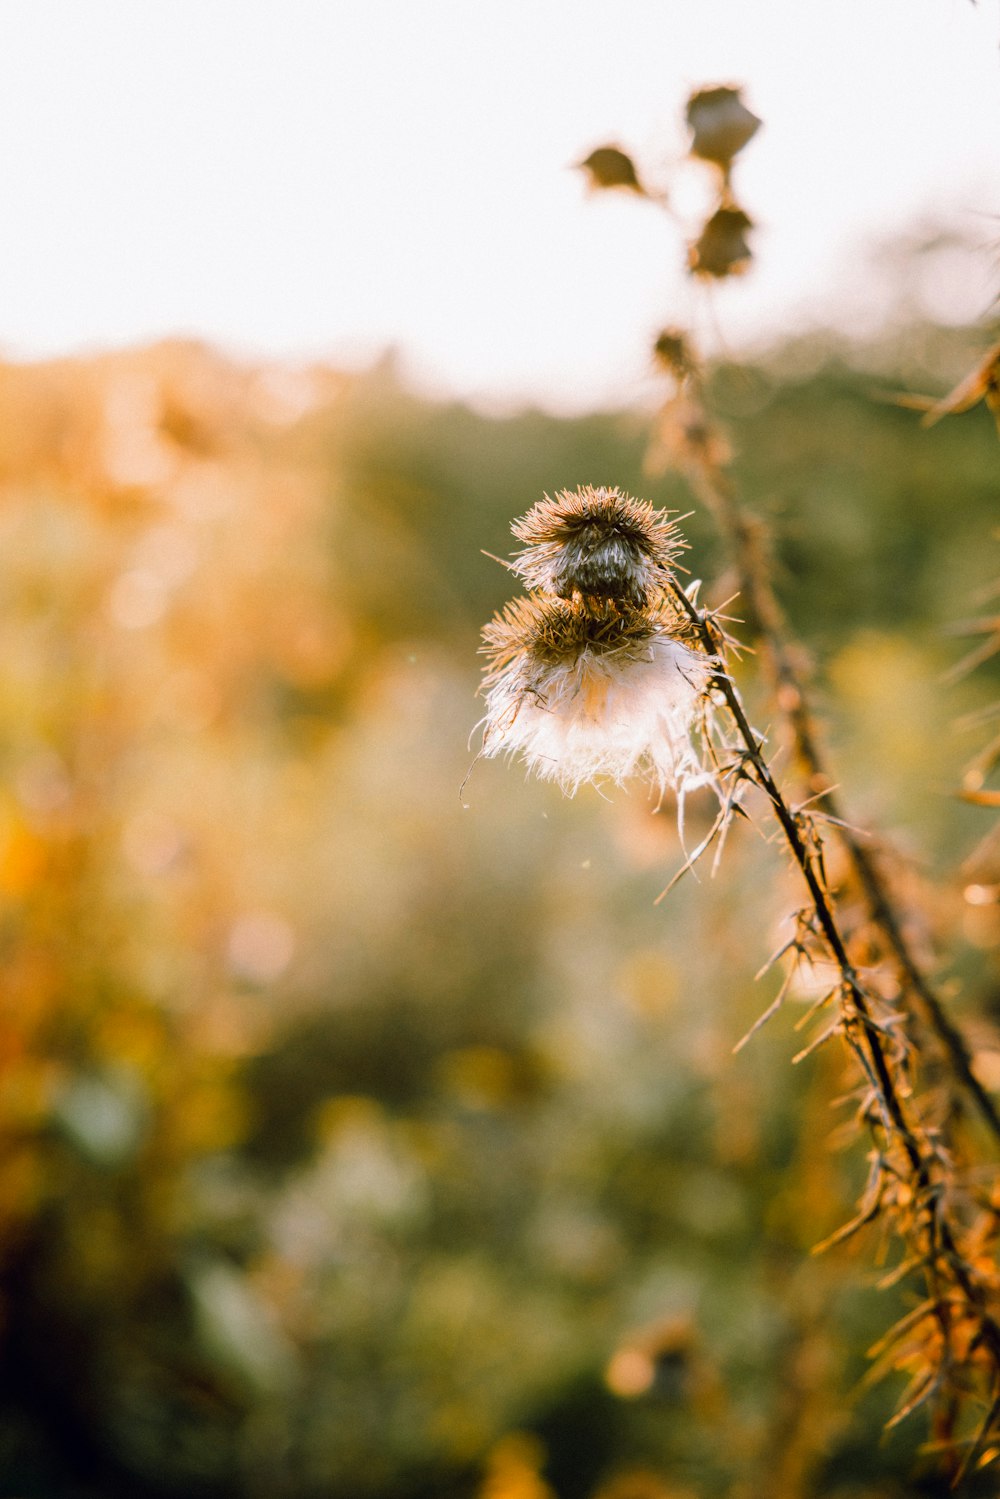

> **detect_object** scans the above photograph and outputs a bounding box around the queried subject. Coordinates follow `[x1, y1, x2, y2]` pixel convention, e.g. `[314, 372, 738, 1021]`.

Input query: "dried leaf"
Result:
[918, 341, 1000, 435]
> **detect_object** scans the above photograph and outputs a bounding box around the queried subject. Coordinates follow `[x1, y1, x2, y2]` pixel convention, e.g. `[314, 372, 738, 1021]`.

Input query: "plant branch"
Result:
[686, 457, 1000, 1146]
[666, 576, 1000, 1400]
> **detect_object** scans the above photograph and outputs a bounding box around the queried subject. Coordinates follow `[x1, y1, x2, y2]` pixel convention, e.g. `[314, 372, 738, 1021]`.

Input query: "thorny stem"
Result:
[666, 577, 1000, 1391]
[687, 460, 1000, 1147]
[671, 580, 918, 1152]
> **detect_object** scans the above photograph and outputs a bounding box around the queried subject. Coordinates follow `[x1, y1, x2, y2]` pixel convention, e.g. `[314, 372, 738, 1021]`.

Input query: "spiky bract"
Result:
[510, 486, 684, 606]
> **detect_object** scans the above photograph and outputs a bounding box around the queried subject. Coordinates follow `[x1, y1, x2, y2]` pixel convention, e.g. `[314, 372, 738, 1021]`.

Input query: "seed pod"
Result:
[652, 329, 697, 383]
[688, 207, 754, 280]
[686, 86, 761, 168]
[577, 146, 647, 195]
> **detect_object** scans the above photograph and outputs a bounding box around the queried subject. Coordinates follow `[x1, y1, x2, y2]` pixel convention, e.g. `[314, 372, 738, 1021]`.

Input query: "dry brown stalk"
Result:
[653, 359, 1000, 1150]
[665, 578, 1000, 1476]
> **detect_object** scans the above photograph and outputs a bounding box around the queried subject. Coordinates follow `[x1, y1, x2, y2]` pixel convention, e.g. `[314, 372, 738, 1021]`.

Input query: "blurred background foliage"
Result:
[1, 310, 1000, 1499]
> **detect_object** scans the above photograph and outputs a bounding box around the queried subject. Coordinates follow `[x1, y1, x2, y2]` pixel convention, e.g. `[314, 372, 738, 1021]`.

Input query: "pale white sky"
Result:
[0, 0, 997, 408]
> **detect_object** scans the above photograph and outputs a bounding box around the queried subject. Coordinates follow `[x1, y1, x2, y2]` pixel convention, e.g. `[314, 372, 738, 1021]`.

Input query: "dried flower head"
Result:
[688, 206, 754, 280]
[652, 329, 697, 383]
[479, 593, 714, 798]
[577, 145, 647, 195]
[510, 485, 684, 605]
[685, 86, 761, 168]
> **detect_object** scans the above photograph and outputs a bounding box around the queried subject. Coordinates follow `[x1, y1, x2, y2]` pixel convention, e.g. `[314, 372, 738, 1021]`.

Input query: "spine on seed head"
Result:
[509, 485, 685, 606]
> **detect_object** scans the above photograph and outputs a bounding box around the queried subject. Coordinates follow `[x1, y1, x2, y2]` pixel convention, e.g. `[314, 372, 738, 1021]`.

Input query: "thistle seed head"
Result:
[510, 485, 684, 605]
[479, 593, 713, 797]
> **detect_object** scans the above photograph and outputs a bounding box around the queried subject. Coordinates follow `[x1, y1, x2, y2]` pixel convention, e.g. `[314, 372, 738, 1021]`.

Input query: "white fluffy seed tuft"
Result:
[481, 629, 714, 797]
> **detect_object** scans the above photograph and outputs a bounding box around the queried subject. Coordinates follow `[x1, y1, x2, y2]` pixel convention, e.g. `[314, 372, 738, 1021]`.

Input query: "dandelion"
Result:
[479, 488, 717, 802]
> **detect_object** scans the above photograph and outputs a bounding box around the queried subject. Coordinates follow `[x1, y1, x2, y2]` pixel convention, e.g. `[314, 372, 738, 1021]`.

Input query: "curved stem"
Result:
[667, 577, 1000, 1376]
[687, 460, 1000, 1146]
